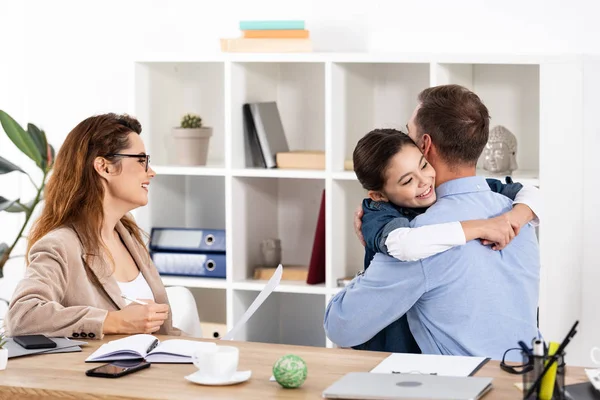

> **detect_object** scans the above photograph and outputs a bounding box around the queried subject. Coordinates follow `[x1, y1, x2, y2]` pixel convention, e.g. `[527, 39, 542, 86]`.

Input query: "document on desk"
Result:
[6, 337, 88, 359]
[370, 353, 489, 377]
[222, 264, 282, 341]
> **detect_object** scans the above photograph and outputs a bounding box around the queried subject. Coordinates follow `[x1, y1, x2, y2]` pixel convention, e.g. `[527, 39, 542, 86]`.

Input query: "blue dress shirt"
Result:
[324, 176, 540, 360]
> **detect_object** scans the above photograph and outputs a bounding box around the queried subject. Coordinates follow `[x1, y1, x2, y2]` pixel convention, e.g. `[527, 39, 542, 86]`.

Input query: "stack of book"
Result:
[221, 20, 312, 53]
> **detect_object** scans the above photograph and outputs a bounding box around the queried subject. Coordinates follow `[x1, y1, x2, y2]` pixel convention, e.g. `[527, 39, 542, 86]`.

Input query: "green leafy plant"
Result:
[0, 110, 54, 277]
[180, 113, 202, 129]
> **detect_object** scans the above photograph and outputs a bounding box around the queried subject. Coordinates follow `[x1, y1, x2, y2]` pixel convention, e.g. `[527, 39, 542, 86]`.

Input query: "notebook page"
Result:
[146, 339, 216, 363]
[85, 334, 158, 362]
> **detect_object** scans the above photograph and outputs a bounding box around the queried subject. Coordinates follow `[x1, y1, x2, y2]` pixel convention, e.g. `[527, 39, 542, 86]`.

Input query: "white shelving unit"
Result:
[132, 53, 583, 349]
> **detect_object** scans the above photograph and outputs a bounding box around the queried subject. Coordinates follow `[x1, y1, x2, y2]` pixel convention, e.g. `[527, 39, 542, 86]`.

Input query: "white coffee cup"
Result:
[591, 347, 600, 365]
[192, 345, 239, 380]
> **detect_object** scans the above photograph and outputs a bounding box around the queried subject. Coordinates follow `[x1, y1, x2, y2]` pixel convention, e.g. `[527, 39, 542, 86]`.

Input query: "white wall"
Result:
[1, 0, 599, 365]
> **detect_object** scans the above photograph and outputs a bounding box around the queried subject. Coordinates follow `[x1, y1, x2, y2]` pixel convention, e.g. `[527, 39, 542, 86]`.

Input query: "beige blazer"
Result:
[6, 221, 181, 339]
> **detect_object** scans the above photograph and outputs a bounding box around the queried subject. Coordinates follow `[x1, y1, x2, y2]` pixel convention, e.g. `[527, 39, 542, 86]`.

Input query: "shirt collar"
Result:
[435, 176, 490, 199]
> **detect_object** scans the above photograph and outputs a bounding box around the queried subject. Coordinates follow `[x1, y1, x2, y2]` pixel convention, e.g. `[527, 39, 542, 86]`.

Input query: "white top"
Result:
[384, 184, 542, 262]
[117, 272, 155, 304]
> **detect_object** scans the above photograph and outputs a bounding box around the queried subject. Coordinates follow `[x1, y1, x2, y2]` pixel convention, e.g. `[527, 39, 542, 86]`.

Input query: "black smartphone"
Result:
[85, 360, 151, 378]
[13, 335, 57, 350]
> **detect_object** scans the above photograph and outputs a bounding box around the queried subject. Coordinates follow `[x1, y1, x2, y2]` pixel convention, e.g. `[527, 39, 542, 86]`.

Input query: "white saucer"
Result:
[185, 370, 252, 386]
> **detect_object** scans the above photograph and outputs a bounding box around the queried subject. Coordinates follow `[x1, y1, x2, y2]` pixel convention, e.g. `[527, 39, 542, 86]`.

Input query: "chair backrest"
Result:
[165, 286, 202, 338]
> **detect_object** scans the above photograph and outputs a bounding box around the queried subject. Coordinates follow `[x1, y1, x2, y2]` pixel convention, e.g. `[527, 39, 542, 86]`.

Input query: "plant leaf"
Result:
[6, 196, 37, 213]
[5, 200, 29, 213]
[48, 144, 55, 167]
[27, 123, 48, 169]
[0, 196, 18, 212]
[0, 155, 24, 174]
[0, 110, 42, 167]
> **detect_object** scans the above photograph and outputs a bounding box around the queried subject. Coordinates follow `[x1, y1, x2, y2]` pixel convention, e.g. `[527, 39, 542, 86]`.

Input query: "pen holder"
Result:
[522, 352, 566, 400]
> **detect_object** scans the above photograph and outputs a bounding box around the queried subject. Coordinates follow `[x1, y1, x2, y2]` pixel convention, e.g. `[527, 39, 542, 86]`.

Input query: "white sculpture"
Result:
[481, 125, 518, 175]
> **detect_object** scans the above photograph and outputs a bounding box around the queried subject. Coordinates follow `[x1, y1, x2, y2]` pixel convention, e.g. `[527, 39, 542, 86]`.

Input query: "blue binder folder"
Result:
[150, 228, 226, 253]
[151, 252, 226, 278]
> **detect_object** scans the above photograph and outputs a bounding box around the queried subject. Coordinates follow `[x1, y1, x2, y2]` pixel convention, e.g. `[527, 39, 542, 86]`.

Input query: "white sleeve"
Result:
[384, 222, 466, 262]
[513, 185, 541, 227]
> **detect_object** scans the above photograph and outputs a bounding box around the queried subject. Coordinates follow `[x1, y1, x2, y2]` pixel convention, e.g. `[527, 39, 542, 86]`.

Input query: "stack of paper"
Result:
[370, 353, 489, 377]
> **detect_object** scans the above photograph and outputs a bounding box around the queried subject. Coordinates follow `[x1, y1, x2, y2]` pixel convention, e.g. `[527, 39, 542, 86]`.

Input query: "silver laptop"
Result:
[322, 372, 493, 400]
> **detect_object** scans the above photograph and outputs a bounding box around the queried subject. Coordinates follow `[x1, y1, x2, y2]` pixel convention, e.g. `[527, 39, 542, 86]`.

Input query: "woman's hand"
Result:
[103, 300, 169, 334]
[461, 215, 519, 250]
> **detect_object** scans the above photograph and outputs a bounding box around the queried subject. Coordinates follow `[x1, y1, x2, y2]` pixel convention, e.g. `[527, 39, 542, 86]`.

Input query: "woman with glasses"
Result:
[6, 113, 180, 339]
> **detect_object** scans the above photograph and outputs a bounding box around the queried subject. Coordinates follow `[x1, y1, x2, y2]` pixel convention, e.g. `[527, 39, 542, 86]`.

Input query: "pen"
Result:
[121, 294, 148, 305]
[146, 338, 159, 354]
[518, 340, 532, 355]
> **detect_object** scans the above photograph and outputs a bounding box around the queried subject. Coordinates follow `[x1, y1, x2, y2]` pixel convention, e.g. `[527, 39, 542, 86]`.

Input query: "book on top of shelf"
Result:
[220, 38, 312, 53]
[239, 20, 305, 30]
[243, 30, 310, 39]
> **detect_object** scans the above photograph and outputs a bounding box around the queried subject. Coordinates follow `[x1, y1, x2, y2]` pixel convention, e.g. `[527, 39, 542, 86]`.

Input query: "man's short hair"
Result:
[415, 84, 490, 166]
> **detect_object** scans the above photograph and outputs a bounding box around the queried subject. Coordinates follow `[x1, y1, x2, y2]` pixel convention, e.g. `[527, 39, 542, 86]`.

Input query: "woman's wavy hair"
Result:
[27, 113, 146, 263]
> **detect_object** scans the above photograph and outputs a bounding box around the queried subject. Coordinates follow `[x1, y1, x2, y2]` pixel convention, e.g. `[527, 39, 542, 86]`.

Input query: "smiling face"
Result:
[102, 132, 155, 210]
[374, 144, 437, 208]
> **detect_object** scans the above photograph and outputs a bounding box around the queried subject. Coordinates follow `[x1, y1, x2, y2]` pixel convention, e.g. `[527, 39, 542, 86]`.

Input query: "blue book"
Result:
[239, 20, 305, 31]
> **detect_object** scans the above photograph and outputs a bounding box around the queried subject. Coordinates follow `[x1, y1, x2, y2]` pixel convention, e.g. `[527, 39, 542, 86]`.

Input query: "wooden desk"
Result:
[0, 336, 588, 399]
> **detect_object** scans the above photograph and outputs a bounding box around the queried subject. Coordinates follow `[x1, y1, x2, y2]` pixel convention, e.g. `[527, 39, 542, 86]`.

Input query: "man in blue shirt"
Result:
[323, 85, 540, 360]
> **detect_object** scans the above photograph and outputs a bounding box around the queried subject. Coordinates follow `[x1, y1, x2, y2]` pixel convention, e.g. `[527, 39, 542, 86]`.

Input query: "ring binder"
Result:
[150, 228, 226, 278]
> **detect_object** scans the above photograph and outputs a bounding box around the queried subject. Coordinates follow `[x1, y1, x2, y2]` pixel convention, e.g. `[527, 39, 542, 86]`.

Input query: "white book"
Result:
[85, 334, 216, 363]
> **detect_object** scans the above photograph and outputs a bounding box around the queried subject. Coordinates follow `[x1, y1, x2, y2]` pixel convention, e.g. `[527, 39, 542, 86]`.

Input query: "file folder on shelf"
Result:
[150, 228, 226, 253]
[151, 252, 226, 278]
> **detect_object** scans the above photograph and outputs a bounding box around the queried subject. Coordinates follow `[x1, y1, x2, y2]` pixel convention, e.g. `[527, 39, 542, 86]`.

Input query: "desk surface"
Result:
[0, 335, 588, 399]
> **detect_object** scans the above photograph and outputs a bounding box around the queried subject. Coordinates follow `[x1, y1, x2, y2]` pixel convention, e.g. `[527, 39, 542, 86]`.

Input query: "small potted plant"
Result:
[0, 328, 7, 370]
[171, 113, 212, 166]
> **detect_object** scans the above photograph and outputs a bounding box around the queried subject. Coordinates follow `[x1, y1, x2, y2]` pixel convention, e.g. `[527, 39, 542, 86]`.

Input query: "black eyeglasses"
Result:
[499, 347, 534, 375]
[105, 153, 150, 172]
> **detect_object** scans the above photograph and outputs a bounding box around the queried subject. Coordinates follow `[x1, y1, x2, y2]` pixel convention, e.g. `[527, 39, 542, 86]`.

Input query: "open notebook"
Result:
[85, 334, 216, 363]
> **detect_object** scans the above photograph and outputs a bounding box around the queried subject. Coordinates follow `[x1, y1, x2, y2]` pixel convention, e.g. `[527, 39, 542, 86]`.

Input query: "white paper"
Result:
[370, 353, 487, 377]
[585, 368, 600, 391]
[222, 264, 283, 341]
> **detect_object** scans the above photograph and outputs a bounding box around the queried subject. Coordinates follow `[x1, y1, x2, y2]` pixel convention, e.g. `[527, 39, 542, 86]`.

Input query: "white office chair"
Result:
[165, 286, 203, 338]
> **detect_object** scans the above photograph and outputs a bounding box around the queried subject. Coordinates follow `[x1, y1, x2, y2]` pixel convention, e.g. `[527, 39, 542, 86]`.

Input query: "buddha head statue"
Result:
[481, 125, 518, 175]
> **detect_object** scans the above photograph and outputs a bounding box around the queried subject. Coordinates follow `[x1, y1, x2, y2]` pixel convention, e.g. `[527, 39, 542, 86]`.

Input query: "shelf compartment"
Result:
[433, 63, 540, 174]
[134, 62, 225, 167]
[230, 62, 326, 169]
[230, 177, 325, 282]
[331, 62, 430, 173]
[232, 290, 326, 346]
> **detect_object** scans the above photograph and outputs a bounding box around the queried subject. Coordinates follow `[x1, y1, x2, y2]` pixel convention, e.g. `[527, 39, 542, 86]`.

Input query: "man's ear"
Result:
[367, 190, 388, 202]
[420, 134, 433, 157]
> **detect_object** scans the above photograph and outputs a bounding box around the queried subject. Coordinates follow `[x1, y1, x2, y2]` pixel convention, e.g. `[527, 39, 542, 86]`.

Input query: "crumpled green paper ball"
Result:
[272, 354, 307, 388]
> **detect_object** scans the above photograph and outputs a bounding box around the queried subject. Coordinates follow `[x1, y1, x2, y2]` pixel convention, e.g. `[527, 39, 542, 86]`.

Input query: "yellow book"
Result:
[276, 150, 325, 170]
[243, 30, 310, 39]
